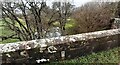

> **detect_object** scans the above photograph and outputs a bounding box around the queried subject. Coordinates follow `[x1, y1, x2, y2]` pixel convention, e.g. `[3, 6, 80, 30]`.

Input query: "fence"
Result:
[0, 29, 120, 63]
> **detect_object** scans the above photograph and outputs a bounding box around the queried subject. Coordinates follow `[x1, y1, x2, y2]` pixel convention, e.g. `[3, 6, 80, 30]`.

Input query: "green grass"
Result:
[0, 27, 15, 36]
[0, 19, 19, 44]
[52, 18, 77, 35]
[0, 20, 4, 36]
[0, 38, 19, 44]
[48, 47, 120, 65]
[65, 18, 76, 29]
[0, 19, 14, 36]
[0, 27, 19, 44]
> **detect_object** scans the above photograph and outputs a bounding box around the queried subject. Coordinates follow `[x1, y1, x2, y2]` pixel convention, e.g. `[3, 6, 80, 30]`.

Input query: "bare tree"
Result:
[2, 0, 74, 41]
[72, 2, 117, 34]
[116, 1, 120, 17]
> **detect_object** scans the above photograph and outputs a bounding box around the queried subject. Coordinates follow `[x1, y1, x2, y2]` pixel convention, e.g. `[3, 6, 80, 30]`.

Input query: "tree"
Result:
[2, 1, 47, 40]
[2, 0, 74, 41]
[72, 2, 117, 34]
[48, 2, 74, 35]
[116, 1, 120, 17]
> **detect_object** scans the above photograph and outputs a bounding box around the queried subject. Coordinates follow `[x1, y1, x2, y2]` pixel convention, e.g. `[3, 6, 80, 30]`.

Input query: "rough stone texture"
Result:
[0, 29, 120, 53]
[1, 29, 120, 64]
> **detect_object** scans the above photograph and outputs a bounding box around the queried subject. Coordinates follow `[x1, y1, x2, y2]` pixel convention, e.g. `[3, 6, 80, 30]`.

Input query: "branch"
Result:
[19, 1, 33, 39]
[2, 6, 29, 34]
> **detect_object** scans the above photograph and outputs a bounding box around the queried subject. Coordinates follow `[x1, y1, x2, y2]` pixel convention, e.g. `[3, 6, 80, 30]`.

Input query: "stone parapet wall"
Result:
[0, 29, 120, 64]
[0, 29, 120, 53]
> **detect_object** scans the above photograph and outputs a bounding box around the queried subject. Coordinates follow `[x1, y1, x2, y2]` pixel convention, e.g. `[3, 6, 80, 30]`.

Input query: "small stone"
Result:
[36, 58, 49, 63]
[6, 54, 11, 57]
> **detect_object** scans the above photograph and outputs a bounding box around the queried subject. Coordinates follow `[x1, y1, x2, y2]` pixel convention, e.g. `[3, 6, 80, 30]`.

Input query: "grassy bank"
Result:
[47, 47, 120, 65]
[0, 20, 19, 44]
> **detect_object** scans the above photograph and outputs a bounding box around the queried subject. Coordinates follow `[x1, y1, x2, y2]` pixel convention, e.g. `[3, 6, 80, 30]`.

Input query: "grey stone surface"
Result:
[0, 29, 120, 53]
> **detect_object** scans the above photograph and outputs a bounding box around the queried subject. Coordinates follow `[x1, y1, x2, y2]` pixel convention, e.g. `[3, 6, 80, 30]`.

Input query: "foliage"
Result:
[72, 2, 118, 34]
[0, 38, 19, 44]
[2, 1, 74, 41]
[116, 1, 120, 17]
[0, 20, 19, 44]
[65, 18, 77, 35]
[0, 20, 14, 37]
[52, 18, 76, 35]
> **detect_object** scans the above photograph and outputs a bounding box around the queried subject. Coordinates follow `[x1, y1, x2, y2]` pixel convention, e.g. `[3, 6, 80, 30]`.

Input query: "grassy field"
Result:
[0, 20, 19, 44]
